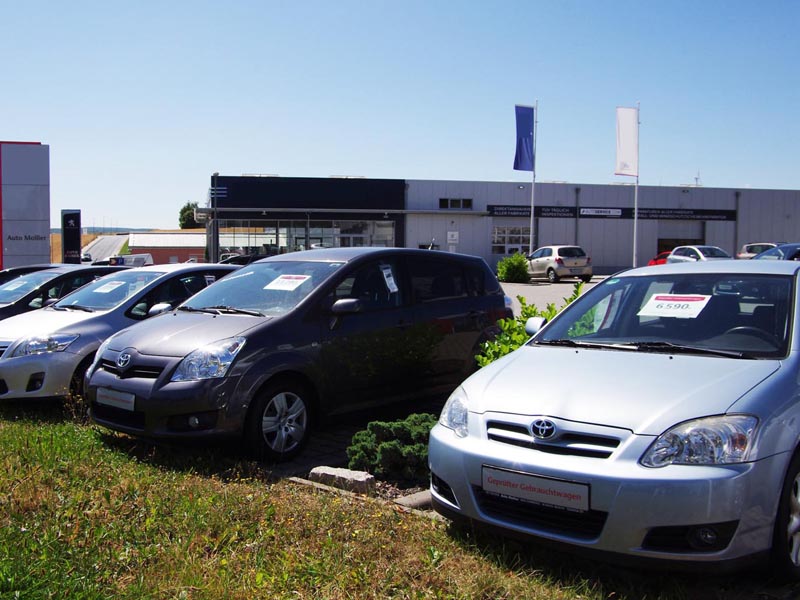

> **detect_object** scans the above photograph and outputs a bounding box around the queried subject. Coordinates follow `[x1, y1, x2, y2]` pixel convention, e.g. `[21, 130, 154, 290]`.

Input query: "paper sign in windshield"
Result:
[265, 274, 311, 291]
[638, 294, 711, 319]
[94, 281, 126, 294]
[380, 265, 399, 293]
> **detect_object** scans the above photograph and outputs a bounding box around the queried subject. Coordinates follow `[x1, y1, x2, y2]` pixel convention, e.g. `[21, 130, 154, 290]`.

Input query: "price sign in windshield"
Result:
[638, 294, 711, 319]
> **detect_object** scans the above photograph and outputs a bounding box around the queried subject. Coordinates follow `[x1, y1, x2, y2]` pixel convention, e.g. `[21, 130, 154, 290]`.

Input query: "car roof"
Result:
[37, 264, 129, 275]
[111, 263, 241, 274]
[625, 259, 800, 277]
[252, 247, 483, 264]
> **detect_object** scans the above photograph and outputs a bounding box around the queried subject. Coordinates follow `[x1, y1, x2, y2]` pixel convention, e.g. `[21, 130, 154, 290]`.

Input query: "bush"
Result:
[495, 253, 530, 283]
[475, 282, 584, 367]
[346, 413, 438, 483]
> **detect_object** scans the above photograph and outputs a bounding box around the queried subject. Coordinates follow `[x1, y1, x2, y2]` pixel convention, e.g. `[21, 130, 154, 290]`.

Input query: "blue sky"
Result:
[3, 1, 798, 229]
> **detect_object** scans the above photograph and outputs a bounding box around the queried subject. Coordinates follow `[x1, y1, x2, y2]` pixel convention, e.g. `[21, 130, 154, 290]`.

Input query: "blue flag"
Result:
[513, 105, 535, 172]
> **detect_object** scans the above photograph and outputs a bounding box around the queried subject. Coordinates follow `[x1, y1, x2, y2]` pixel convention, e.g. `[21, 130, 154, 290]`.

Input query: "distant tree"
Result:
[179, 201, 200, 229]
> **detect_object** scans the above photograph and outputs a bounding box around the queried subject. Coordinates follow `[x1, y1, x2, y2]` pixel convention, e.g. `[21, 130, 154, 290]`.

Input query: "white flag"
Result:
[615, 107, 639, 177]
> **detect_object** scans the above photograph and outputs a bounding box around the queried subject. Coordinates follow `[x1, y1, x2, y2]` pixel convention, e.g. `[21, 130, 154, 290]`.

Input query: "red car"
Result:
[647, 251, 672, 266]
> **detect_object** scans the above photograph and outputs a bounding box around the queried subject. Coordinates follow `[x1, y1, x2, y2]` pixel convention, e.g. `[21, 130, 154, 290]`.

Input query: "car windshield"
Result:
[533, 272, 793, 359]
[54, 271, 165, 311]
[181, 260, 345, 316]
[699, 246, 730, 258]
[755, 246, 800, 261]
[0, 270, 62, 304]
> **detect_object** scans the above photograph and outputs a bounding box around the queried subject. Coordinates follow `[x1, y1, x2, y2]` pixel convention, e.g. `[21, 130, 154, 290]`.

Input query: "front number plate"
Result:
[482, 466, 589, 512]
[96, 387, 135, 411]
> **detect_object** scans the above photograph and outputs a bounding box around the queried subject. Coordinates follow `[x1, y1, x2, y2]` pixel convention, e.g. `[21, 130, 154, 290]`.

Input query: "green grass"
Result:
[0, 402, 794, 599]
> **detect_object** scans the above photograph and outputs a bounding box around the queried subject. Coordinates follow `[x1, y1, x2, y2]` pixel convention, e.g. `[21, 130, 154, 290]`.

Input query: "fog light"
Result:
[188, 416, 200, 429]
[689, 526, 718, 549]
[26, 372, 45, 392]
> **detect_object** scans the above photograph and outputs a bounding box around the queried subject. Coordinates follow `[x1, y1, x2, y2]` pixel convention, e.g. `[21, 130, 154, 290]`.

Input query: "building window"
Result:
[492, 226, 531, 255]
[439, 198, 473, 210]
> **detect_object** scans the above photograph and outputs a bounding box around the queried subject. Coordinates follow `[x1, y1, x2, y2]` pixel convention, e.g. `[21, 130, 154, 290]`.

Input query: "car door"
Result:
[528, 248, 549, 278]
[314, 258, 417, 412]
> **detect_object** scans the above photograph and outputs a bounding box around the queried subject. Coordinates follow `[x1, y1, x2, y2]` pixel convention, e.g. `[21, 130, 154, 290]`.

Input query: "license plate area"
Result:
[482, 466, 589, 512]
[96, 387, 136, 411]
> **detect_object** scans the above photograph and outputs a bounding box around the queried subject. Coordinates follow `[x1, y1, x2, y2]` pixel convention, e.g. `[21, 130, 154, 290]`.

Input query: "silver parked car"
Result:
[666, 245, 731, 263]
[0, 263, 237, 402]
[527, 245, 592, 283]
[430, 260, 800, 576]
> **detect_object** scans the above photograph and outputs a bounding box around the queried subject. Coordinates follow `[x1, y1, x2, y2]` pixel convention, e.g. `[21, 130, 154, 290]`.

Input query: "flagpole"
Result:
[632, 102, 640, 267]
[528, 100, 538, 254]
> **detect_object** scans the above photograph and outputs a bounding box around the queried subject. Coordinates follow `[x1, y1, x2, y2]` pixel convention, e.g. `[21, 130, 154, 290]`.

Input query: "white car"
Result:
[0, 263, 237, 402]
[666, 245, 731, 263]
[430, 260, 800, 576]
[737, 242, 779, 260]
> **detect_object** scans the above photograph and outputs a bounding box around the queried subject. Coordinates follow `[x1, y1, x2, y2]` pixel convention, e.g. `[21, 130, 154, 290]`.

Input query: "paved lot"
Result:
[502, 277, 604, 317]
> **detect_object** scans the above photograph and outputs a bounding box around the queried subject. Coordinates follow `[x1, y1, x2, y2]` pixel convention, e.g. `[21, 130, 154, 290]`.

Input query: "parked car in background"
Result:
[736, 242, 779, 259]
[0, 265, 126, 321]
[527, 245, 592, 283]
[0, 263, 238, 403]
[752, 243, 800, 261]
[86, 248, 512, 461]
[666, 245, 731, 263]
[430, 260, 800, 577]
[646, 251, 672, 266]
[0, 264, 64, 286]
[219, 253, 272, 265]
[108, 254, 154, 267]
[81, 252, 93, 263]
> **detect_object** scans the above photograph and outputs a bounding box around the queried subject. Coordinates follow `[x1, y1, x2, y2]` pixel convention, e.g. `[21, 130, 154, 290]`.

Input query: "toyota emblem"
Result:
[116, 352, 131, 369]
[531, 418, 556, 440]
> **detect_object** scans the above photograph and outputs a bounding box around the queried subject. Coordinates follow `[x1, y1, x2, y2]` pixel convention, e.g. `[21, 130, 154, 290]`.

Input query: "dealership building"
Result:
[0, 141, 50, 268]
[198, 175, 800, 272]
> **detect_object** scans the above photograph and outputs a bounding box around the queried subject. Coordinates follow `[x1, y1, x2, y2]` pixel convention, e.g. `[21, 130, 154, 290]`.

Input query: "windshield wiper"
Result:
[54, 304, 95, 312]
[627, 341, 747, 359]
[534, 339, 627, 350]
[190, 305, 265, 317]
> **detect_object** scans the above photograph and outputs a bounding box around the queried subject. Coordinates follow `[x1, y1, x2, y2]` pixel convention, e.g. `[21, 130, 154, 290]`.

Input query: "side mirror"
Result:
[148, 302, 173, 317]
[525, 316, 547, 336]
[43, 298, 59, 307]
[330, 298, 362, 315]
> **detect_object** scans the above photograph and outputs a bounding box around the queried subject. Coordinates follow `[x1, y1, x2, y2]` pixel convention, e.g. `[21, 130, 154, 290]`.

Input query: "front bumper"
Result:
[428, 421, 785, 564]
[0, 351, 82, 400]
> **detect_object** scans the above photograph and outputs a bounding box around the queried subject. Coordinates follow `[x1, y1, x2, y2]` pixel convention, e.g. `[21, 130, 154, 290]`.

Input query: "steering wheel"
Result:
[723, 326, 779, 345]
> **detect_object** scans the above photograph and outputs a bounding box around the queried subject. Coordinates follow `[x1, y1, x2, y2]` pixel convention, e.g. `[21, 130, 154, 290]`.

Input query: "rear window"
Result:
[558, 247, 586, 258]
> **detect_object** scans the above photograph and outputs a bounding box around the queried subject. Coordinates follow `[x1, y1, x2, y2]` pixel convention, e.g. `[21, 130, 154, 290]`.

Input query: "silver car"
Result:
[527, 245, 592, 283]
[0, 263, 237, 402]
[667, 245, 731, 263]
[430, 260, 800, 576]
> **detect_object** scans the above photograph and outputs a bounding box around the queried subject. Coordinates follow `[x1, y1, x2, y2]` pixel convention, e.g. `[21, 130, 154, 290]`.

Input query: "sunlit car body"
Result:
[430, 260, 800, 576]
[753, 243, 800, 262]
[647, 251, 672, 266]
[666, 245, 731, 263]
[527, 245, 592, 283]
[737, 242, 779, 259]
[0, 265, 126, 321]
[0, 264, 237, 401]
[85, 248, 511, 461]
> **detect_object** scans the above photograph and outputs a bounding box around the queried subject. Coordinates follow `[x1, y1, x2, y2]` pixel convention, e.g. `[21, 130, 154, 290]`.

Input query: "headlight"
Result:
[89, 336, 113, 373]
[640, 415, 758, 468]
[170, 337, 246, 382]
[439, 386, 469, 438]
[10, 334, 80, 357]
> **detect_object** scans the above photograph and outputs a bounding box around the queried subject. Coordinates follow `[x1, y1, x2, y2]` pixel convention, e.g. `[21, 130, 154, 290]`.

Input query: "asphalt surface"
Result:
[271, 278, 604, 479]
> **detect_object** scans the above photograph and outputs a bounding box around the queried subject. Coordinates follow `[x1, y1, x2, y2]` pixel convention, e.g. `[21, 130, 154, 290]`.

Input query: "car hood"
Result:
[107, 312, 268, 357]
[464, 346, 780, 435]
[0, 307, 100, 341]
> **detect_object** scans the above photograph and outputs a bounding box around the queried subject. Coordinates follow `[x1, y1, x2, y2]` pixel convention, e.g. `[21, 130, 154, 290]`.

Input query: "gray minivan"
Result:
[86, 248, 511, 461]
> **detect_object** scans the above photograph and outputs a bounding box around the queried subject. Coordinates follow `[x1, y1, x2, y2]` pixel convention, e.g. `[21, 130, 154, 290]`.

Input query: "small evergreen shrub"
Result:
[495, 253, 531, 283]
[346, 413, 438, 483]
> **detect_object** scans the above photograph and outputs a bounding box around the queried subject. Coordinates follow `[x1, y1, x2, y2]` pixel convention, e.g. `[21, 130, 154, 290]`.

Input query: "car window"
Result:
[128, 272, 221, 318]
[535, 273, 793, 358]
[700, 247, 729, 258]
[559, 247, 586, 258]
[542, 248, 552, 258]
[330, 261, 402, 311]
[0, 270, 65, 304]
[409, 259, 468, 303]
[55, 271, 165, 311]
[529, 249, 543, 259]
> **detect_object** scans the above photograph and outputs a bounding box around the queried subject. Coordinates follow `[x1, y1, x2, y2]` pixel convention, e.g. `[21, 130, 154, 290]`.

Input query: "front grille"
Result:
[91, 402, 146, 430]
[99, 359, 163, 379]
[486, 420, 621, 459]
[474, 487, 607, 540]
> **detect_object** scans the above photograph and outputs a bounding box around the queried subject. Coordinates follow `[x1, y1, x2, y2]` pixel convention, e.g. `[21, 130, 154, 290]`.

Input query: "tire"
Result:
[581, 275, 593, 283]
[547, 269, 559, 283]
[772, 451, 800, 580]
[246, 380, 312, 461]
[67, 354, 94, 421]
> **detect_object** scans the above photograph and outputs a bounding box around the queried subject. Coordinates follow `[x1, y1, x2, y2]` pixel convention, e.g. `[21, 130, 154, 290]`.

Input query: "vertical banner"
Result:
[61, 209, 82, 264]
[615, 107, 639, 177]
[513, 105, 535, 172]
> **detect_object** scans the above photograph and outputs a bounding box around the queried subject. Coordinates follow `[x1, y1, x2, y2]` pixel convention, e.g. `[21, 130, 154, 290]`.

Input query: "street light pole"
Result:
[212, 172, 219, 262]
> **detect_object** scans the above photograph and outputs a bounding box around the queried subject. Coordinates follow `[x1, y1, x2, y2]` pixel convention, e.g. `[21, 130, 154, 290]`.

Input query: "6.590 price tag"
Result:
[638, 294, 711, 319]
